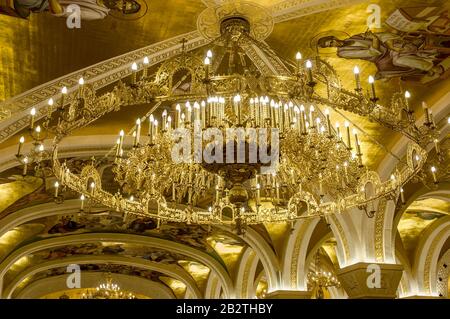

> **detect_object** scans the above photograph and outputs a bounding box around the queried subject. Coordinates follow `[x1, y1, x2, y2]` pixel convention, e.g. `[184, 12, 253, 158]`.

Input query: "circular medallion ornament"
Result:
[197, 1, 274, 41]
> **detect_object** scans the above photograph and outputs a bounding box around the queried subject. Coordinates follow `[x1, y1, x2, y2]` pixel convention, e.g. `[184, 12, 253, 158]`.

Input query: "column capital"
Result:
[264, 290, 312, 299]
[336, 262, 403, 299]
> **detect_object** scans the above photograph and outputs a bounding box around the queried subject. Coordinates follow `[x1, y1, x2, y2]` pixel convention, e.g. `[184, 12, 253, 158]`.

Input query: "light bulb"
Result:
[344, 120, 349, 127]
[431, 166, 436, 173]
[204, 57, 210, 65]
[48, 98, 54, 106]
[368, 75, 374, 84]
[295, 52, 302, 60]
[119, 130, 124, 137]
[305, 60, 312, 68]
[136, 118, 141, 125]
[353, 66, 360, 74]
[30, 108, 36, 116]
[78, 77, 84, 85]
[143, 56, 149, 64]
[325, 108, 330, 115]
[61, 86, 68, 94]
[19, 136, 25, 143]
[207, 50, 212, 58]
[131, 62, 138, 71]
[405, 91, 411, 98]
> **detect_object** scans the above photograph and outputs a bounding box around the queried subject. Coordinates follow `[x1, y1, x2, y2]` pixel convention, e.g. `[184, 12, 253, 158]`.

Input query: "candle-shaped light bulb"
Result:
[295, 52, 302, 73]
[400, 187, 405, 204]
[431, 166, 438, 184]
[35, 125, 41, 140]
[131, 62, 138, 84]
[115, 138, 120, 157]
[167, 115, 172, 130]
[305, 60, 313, 83]
[154, 119, 159, 140]
[256, 183, 261, 205]
[78, 77, 85, 98]
[309, 105, 315, 127]
[22, 157, 28, 175]
[48, 98, 54, 108]
[118, 129, 124, 150]
[90, 181, 95, 193]
[335, 122, 341, 140]
[17, 136, 25, 156]
[325, 108, 332, 136]
[54, 181, 59, 198]
[207, 50, 212, 58]
[142, 56, 150, 78]
[38, 144, 44, 152]
[204, 57, 210, 82]
[353, 66, 361, 91]
[368, 75, 377, 100]
[30, 107, 36, 129]
[61, 86, 67, 94]
[80, 194, 85, 210]
[353, 128, 361, 155]
[404, 90, 411, 112]
[344, 121, 351, 149]
[134, 118, 141, 146]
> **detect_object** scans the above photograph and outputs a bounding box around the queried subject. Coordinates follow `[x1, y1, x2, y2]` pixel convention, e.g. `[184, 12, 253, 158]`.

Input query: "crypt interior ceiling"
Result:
[0, 0, 449, 299]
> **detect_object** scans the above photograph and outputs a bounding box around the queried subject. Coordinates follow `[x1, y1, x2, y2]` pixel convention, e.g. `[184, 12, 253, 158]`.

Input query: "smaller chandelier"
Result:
[307, 251, 340, 299]
[81, 273, 136, 299]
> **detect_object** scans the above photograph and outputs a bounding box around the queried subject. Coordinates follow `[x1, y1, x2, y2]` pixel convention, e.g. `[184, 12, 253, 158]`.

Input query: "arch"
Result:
[3, 255, 195, 299]
[436, 249, 450, 298]
[387, 184, 450, 263]
[16, 272, 176, 299]
[0, 233, 234, 299]
[281, 218, 318, 290]
[234, 247, 259, 298]
[216, 225, 280, 292]
[413, 216, 450, 295]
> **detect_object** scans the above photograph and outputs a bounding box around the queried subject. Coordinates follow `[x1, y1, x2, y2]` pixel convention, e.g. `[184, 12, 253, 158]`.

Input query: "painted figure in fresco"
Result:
[12, 0, 141, 19]
[48, 216, 85, 234]
[318, 31, 445, 80]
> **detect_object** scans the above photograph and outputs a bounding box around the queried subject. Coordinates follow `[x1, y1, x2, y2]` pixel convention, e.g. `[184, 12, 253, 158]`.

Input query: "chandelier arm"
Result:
[103, 101, 162, 158]
[329, 106, 406, 165]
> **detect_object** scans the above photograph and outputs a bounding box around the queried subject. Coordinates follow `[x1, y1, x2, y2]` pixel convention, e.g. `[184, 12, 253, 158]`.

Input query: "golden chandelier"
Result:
[15, 17, 441, 233]
[81, 273, 136, 299]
